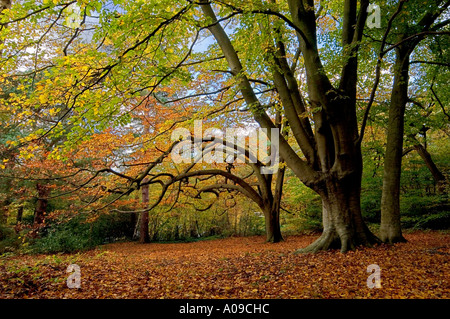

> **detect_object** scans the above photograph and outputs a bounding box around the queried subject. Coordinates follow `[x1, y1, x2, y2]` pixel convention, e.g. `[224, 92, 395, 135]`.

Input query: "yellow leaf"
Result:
[39, 94, 48, 104]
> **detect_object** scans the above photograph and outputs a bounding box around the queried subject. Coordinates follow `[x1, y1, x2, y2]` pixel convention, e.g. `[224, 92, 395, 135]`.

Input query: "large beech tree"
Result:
[197, 0, 380, 252]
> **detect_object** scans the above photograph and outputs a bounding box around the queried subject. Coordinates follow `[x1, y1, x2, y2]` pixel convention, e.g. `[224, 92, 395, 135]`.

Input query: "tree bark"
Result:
[264, 205, 283, 243]
[265, 112, 286, 243]
[298, 166, 380, 253]
[380, 44, 410, 244]
[16, 205, 23, 224]
[264, 160, 285, 243]
[139, 181, 150, 243]
[34, 183, 50, 226]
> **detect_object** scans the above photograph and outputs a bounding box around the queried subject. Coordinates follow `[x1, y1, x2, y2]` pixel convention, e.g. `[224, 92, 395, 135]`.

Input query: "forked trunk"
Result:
[298, 173, 380, 253]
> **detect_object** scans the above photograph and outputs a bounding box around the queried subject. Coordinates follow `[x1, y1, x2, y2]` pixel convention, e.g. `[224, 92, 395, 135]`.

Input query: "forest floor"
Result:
[0, 231, 449, 299]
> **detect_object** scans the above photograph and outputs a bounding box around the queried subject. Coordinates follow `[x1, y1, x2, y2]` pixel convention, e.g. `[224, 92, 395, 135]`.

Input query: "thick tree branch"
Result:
[340, 0, 369, 96]
[271, 29, 316, 166]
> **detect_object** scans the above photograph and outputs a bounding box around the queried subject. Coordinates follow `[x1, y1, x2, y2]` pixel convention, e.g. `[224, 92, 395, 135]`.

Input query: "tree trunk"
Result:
[298, 172, 380, 253]
[130, 212, 138, 237]
[380, 44, 411, 244]
[16, 205, 23, 224]
[265, 165, 285, 243]
[34, 184, 50, 226]
[264, 206, 283, 243]
[379, 5, 444, 242]
[264, 112, 286, 243]
[139, 181, 150, 243]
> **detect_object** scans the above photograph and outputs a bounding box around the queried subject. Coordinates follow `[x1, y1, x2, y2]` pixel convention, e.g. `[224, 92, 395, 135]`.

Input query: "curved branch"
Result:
[196, 183, 264, 209]
[175, 169, 262, 205]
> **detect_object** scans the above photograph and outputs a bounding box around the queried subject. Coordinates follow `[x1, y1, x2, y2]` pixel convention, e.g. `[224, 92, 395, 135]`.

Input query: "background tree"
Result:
[378, 0, 449, 243]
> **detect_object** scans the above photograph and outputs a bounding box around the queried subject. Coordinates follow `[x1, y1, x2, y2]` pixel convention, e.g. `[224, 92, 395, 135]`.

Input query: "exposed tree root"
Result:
[380, 234, 408, 244]
[296, 228, 381, 254]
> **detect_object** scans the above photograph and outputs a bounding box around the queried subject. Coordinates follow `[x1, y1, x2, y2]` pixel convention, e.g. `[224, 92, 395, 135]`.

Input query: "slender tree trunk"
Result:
[34, 183, 50, 226]
[264, 112, 286, 243]
[380, 45, 411, 244]
[265, 164, 284, 243]
[132, 191, 140, 240]
[379, 2, 445, 242]
[130, 211, 138, 237]
[139, 181, 150, 243]
[16, 205, 23, 224]
[265, 165, 285, 243]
